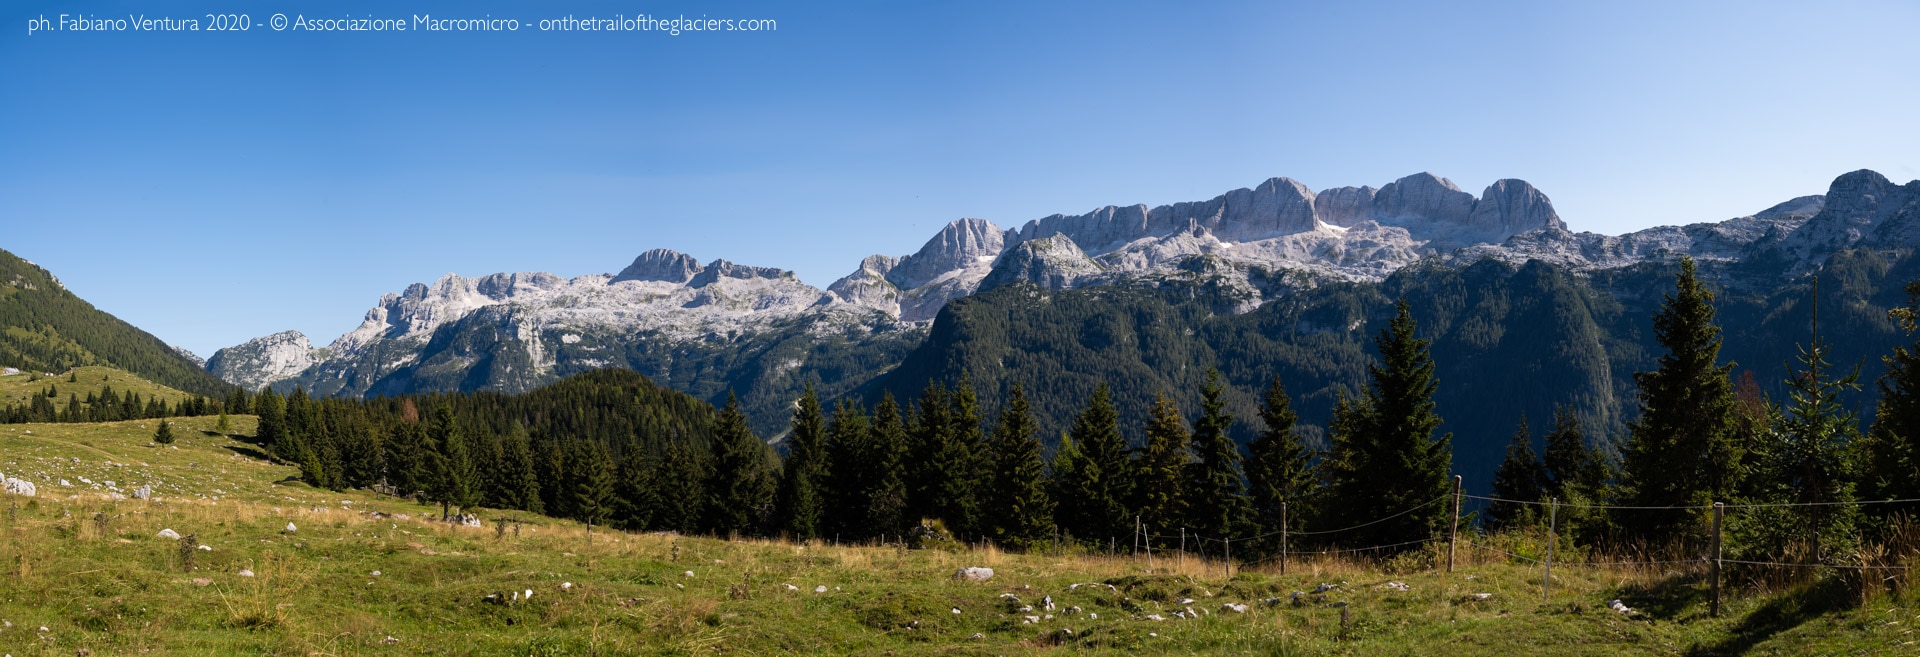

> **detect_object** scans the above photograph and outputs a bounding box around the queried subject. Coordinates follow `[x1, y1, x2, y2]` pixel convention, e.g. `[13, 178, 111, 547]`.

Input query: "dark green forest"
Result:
[861, 249, 1918, 490]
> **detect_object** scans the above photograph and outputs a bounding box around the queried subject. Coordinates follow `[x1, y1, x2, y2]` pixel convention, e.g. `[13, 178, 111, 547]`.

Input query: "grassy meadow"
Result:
[0, 414, 1913, 655]
[0, 365, 204, 411]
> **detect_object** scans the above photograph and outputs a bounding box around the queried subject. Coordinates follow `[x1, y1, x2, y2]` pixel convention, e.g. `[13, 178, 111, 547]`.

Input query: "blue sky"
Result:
[3, 0, 1918, 357]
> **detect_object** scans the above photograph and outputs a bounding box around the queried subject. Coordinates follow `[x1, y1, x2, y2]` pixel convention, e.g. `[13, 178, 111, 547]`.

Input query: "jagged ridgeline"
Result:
[0, 248, 234, 397]
[861, 248, 1918, 489]
[210, 169, 1920, 475]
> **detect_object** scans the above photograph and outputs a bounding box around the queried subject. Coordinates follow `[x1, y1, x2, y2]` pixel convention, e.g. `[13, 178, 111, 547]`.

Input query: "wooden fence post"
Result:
[1179, 528, 1186, 570]
[1281, 502, 1290, 576]
[1711, 502, 1724, 618]
[1542, 498, 1557, 604]
[1225, 537, 1233, 579]
[1448, 475, 1462, 574]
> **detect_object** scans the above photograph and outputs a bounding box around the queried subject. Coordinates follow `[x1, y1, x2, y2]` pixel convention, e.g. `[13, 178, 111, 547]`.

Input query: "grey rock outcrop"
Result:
[1313, 186, 1378, 226]
[887, 218, 1005, 290]
[612, 248, 704, 284]
[207, 330, 322, 391]
[690, 259, 793, 288]
[980, 235, 1103, 291]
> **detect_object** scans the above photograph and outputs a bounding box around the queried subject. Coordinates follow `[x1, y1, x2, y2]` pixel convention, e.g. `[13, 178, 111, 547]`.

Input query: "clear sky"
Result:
[3, 0, 1917, 357]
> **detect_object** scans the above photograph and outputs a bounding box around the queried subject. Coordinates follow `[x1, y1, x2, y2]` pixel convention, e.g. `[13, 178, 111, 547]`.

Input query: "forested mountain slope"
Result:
[0, 248, 234, 397]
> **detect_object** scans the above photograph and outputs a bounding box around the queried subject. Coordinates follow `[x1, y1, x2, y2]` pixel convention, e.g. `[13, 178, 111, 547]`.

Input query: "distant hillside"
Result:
[0, 248, 234, 397]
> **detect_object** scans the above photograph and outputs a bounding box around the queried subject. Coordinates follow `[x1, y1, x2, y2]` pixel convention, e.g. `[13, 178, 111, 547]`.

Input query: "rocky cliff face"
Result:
[207, 330, 321, 391]
[211, 170, 1918, 423]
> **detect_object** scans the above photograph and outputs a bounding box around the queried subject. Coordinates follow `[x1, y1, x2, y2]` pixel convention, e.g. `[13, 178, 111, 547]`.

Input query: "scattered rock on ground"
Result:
[1221, 603, 1248, 613]
[238, 569, 255, 577]
[954, 567, 994, 582]
[1386, 581, 1410, 591]
[156, 529, 182, 539]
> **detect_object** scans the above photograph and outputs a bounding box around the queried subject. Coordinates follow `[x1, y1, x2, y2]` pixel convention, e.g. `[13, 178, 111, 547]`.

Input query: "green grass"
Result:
[0, 416, 1915, 655]
[0, 364, 204, 411]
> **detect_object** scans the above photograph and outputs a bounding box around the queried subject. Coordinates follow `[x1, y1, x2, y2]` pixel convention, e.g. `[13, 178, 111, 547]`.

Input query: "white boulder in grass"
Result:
[561, 582, 573, 590]
[953, 567, 994, 582]
[157, 529, 182, 539]
[1, 477, 33, 497]
[238, 569, 255, 577]
[1221, 603, 1249, 613]
[285, 522, 297, 533]
[133, 485, 151, 500]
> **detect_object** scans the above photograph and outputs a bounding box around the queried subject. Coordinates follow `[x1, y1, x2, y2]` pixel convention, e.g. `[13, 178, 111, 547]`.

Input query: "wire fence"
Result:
[1108, 481, 1919, 613]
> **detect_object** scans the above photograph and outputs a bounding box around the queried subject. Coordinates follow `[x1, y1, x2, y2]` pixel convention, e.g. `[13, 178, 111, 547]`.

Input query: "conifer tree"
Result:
[1133, 392, 1188, 537]
[429, 406, 477, 519]
[982, 384, 1052, 549]
[215, 410, 230, 433]
[153, 419, 174, 444]
[934, 374, 986, 537]
[864, 393, 910, 537]
[1055, 384, 1132, 547]
[705, 392, 775, 537]
[534, 434, 570, 519]
[383, 420, 430, 498]
[905, 382, 950, 524]
[776, 381, 828, 540]
[1748, 279, 1861, 559]
[1185, 369, 1252, 540]
[338, 414, 381, 490]
[1616, 257, 1740, 544]
[1246, 376, 1313, 554]
[1541, 406, 1608, 499]
[1486, 418, 1547, 531]
[1322, 300, 1453, 549]
[571, 441, 616, 531]
[254, 388, 287, 460]
[497, 422, 542, 513]
[654, 437, 707, 534]
[1866, 279, 1920, 508]
[615, 444, 658, 530]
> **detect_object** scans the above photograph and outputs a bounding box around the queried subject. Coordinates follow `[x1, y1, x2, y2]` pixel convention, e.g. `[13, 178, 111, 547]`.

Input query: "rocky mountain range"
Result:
[208, 170, 1919, 435]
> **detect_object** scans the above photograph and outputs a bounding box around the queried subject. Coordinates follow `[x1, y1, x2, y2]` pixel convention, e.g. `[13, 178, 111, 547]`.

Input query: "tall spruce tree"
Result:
[1246, 376, 1314, 554]
[1486, 418, 1547, 531]
[1866, 279, 1920, 508]
[497, 422, 542, 513]
[1542, 406, 1608, 499]
[776, 381, 829, 540]
[1616, 257, 1740, 545]
[615, 444, 659, 530]
[152, 419, 174, 444]
[429, 406, 477, 519]
[905, 381, 951, 524]
[254, 388, 286, 460]
[1322, 299, 1453, 549]
[864, 393, 909, 538]
[705, 392, 775, 537]
[824, 398, 874, 539]
[1055, 384, 1132, 548]
[1185, 369, 1253, 540]
[1748, 278, 1861, 559]
[934, 376, 986, 537]
[384, 420, 430, 498]
[1133, 392, 1188, 537]
[654, 437, 707, 535]
[982, 384, 1053, 549]
[571, 441, 616, 531]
